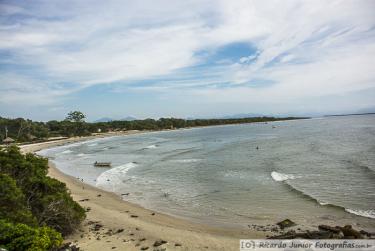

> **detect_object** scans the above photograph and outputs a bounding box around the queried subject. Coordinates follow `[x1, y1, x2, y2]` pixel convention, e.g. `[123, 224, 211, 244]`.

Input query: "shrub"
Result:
[0, 146, 85, 250]
[0, 173, 36, 226]
[0, 146, 85, 236]
[0, 220, 62, 251]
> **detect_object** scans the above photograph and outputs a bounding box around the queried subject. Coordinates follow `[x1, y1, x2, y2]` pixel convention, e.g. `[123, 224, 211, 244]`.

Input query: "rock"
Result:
[318, 225, 341, 233]
[97, 194, 102, 197]
[121, 193, 130, 196]
[338, 225, 363, 239]
[116, 228, 124, 233]
[270, 227, 279, 232]
[151, 212, 155, 216]
[130, 215, 138, 218]
[360, 230, 372, 237]
[93, 223, 103, 231]
[57, 243, 80, 251]
[269, 224, 368, 239]
[153, 239, 168, 247]
[139, 238, 146, 242]
[270, 230, 334, 239]
[276, 219, 296, 229]
[175, 243, 182, 246]
[140, 247, 149, 250]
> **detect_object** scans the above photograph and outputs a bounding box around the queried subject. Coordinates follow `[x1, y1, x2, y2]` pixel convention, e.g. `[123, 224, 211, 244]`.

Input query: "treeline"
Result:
[0, 146, 86, 250]
[0, 111, 307, 143]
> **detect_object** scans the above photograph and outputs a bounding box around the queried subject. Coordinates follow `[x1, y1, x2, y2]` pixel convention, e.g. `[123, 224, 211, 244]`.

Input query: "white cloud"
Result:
[0, 0, 374, 115]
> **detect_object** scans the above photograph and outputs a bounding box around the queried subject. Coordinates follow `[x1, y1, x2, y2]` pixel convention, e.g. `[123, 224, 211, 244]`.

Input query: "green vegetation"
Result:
[65, 111, 86, 123]
[0, 146, 86, 251]
[1, 111, 307, 143]
[0, 220, 62, 251]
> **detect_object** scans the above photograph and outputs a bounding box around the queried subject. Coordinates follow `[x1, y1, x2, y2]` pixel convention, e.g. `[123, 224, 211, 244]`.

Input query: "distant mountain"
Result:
[120, 116, 137, 121]
[218, 113, 266, 119]
[94, 117, 113, 122]
[94, 116, 137, 122]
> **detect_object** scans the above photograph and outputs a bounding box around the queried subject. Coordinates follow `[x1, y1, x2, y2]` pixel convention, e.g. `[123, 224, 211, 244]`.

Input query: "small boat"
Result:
[94, 161, 111, 167]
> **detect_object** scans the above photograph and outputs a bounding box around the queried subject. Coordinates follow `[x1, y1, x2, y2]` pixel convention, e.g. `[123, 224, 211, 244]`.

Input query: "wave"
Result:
[61, 150, 73, 154]
[344, 159, 375, 176]
[145, 144, 158, 149]
[174, 159, 201, 163]
[87, 143, 98, 147]
[345, 209, 375, 219]
[271, 171, 375, 219]
[96, 162, 138, 191]
[271, 171, 297, 182]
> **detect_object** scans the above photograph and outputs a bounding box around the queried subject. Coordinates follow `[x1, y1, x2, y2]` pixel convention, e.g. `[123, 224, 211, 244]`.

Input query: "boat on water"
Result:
[94, 161, 111, 167]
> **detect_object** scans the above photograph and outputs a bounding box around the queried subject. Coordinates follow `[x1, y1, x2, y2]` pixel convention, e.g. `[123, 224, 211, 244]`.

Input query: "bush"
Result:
[0, 220, 62, 251]
[0, 146, 85, 236]
[0, 174, 36, 226]
[0, 146, 85, 250]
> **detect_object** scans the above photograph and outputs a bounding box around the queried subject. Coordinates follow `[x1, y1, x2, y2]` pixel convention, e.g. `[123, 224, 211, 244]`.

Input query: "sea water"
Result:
[38, 114, 375, 230]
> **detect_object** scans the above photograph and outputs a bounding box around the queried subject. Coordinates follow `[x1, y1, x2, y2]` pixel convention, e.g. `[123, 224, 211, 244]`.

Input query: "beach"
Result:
[19, 116, 375, 250]
[20, 132, 265, 251]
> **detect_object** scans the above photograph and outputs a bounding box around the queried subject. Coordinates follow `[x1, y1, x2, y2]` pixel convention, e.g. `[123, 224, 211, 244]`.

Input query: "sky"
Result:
[0, 0, 375, 121]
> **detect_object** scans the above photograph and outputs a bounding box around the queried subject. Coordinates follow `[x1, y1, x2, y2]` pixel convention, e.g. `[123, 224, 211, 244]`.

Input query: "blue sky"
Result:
[1, 0, 375, 121]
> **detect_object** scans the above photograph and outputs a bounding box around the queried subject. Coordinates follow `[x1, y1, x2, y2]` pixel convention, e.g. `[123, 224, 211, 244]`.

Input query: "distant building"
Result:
[2, 137, 15, 145]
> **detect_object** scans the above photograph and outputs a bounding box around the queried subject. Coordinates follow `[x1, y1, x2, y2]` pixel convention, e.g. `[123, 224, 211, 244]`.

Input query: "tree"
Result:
[0, 146, 86, 237]
[65, 111, 86, 123]
[0, 174, 36, 226]
[0, 220, 62, 251]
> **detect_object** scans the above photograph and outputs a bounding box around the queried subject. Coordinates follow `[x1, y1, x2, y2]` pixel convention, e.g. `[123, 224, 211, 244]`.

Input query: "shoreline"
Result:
[19, 126, 375, 249]
[20, 131, 265, 251]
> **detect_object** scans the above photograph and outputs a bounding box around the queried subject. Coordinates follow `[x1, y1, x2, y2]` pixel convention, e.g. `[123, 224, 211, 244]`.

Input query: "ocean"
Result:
[38, 114, 375, 230]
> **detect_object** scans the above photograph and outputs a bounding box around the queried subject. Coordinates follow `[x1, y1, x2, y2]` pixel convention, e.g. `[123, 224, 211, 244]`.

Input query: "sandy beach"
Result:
[20, 132, 265, 251]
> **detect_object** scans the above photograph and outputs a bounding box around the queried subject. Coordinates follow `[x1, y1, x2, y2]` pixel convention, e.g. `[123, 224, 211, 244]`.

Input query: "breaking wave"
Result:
[96, 162, 138, 191]
[271, 171, 297, 182]
[345, 209, 375, 219]
[174, 159, 201, 163]
[145, 144, 158, 149]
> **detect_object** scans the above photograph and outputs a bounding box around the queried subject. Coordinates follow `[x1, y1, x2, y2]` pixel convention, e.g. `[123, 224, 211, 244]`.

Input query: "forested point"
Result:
[0, 146, 86, 251]
[0, 111, 307, 143]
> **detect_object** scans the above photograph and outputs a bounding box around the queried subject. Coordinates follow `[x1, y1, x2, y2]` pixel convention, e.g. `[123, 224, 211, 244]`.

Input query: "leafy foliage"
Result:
[0, 220, 62, 251]
[0, 146, 85, 250]
[65, 111, 86, 123]
[0, 174, 36, 226]
[1, 111, 307, 143]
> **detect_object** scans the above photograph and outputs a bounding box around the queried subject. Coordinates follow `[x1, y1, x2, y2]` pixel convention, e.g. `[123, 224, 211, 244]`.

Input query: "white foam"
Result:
[174, 159, 201, 163]
[87, 143, 98, 147]
[318, 201, 329, 206]
[77, 153, 86, 157]
[145, 144, 157, 149]
[96, 162, 138, 191]
[61, 150, 73, 154]
[271, 171, 296, 182]
[345, 208, 375, 219]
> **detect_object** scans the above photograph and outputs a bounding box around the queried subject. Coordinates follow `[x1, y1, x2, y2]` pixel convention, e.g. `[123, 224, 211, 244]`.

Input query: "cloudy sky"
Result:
[1, 0, 375, 121]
